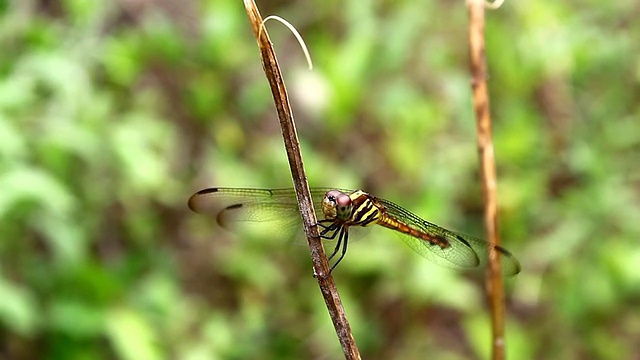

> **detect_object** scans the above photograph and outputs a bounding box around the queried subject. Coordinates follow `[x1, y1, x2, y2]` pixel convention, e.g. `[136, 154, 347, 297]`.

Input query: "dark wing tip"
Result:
[494, 245, 522, 276]
[216, 203, 243, 226]
[188, 188, 220, 212]
[196, 188, 220, 195]
[187, 194, 200, 212]
[454, 233, 473, 249]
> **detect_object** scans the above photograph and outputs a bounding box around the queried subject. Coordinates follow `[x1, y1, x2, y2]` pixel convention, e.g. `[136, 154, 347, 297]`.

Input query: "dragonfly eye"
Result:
[334, 193, 353, 221]
[322, 190, 352, 221]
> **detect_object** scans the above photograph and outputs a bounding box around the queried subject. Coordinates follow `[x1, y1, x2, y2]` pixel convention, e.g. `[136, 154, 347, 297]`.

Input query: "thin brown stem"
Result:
[467, 1, 506, 359]
[242, 1, 360, 359]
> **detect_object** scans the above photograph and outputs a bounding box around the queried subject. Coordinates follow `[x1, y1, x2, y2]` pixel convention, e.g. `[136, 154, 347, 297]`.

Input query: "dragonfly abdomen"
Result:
[377, 215, 450, 249]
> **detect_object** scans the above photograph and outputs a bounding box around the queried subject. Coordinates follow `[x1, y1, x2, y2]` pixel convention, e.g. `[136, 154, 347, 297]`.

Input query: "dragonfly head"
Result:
[322, 190, 353, 221]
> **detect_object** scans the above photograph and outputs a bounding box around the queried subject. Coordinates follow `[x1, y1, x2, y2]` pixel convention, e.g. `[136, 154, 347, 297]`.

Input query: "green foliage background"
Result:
[1, 0, 639, 359]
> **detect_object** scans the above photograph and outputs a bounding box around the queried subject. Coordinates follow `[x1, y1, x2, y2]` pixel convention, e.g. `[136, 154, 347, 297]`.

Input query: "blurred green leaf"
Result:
[0, 276, 38, 335]
[106, 308, 162, 360]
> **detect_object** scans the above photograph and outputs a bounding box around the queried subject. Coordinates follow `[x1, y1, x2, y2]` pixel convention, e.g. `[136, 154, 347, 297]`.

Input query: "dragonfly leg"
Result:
[318, 221, 341, 240]
[326, 227, 344, 261]
[317, 219, 332, 228]
[329, 227, 349, 272]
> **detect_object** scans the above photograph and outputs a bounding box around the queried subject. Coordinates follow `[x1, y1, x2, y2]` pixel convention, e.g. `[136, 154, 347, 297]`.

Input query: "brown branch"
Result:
[467, 1, 506, 360]
[242, 1, 361, 359]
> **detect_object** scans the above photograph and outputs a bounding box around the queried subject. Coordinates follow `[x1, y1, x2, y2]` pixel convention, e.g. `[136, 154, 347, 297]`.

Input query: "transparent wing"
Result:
[377, 197, 521, 276]
[187, 187, 335, 242]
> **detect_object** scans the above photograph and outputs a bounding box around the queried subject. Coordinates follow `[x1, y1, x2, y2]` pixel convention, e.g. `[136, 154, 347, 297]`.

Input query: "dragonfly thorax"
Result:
[321, 190, 353, 221]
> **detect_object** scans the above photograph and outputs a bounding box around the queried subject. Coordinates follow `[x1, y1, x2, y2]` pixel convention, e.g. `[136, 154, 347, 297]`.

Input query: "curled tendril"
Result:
[485, 0, 505, 10]
[259, 15, 313, 70]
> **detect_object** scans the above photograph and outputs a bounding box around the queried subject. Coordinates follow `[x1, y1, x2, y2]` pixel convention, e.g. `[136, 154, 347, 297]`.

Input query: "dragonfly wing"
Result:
[188, 187, 337, 242]
[378, 198, 521, 276]
[188, 188, 295, 225]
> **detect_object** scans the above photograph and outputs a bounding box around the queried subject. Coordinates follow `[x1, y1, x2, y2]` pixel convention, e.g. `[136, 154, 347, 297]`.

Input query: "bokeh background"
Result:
[1, 0, 639, 359]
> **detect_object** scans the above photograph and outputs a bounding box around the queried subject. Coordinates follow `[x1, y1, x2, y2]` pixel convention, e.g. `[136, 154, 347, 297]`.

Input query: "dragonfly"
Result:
[188, 187, 521, 276]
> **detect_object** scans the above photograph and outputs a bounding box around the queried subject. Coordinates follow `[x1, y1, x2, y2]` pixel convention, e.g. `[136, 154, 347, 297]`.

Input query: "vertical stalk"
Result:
[467, 1, 506, 359]
[243, 1, 360, 358]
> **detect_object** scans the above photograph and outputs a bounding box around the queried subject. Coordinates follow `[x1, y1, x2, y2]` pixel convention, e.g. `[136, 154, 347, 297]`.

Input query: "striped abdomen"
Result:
[376, 213, 450, 249]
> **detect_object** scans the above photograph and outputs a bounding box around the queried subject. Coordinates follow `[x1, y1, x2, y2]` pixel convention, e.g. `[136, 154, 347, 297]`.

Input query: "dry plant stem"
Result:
[467, 1, 506, 359]
[243, 1, 361, 359]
